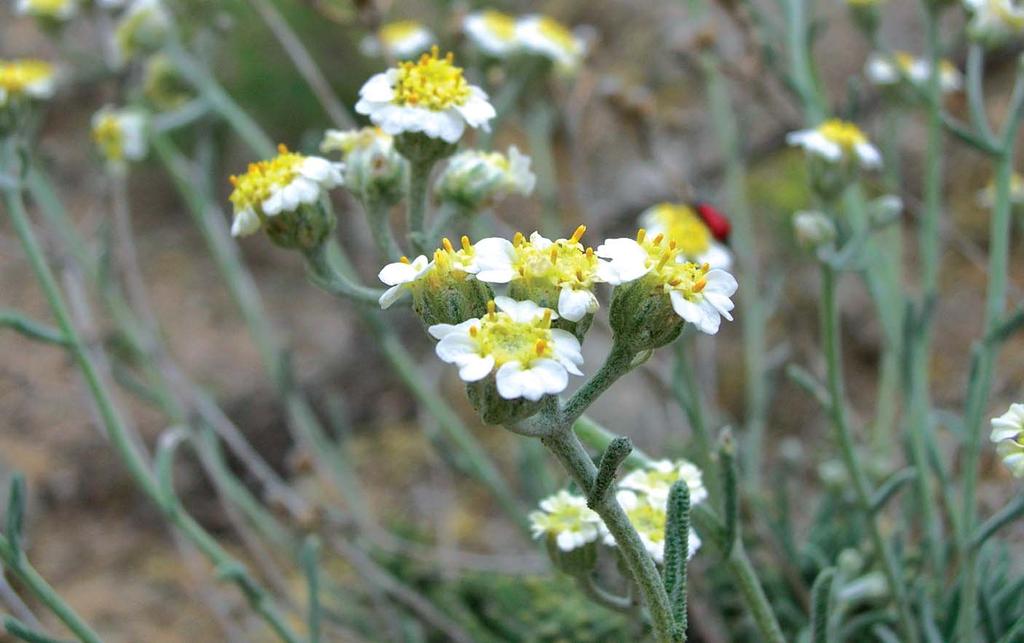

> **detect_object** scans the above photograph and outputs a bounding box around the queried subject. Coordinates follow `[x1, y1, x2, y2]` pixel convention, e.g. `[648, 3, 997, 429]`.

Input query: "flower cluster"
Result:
[865, 51, 963, 94]
[0, 59, 57, 107]
[356, 47, 495, 145]
[964, 0, 1024, 46]
[530, 458, 707, 565]
[434, 145, 536, 211]
[787, 119, 881, 199]
[15, 0, 77, 23]
[991, 403, 1024, 478]
[462, 11, 588, 72]
[91, 106, 148, 169]
[360, 20, 436, 60]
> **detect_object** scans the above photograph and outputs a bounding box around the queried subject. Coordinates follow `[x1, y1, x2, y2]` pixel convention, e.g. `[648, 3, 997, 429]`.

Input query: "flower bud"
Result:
[262, 202, 336, 251]
[394, 131, 457, 166]
[143, 54, 193, 111]
[466, 379, 544, 425]
[14, 0, 77, 34]
[608, 274, 685, 352]
[545, 536, 597, 577]
[321, 127, 406, 207]
[435, 146, 536, 212]
[793, 210, 837, 250]
[114, 0, 172, 66]
[964, 0, 1024, 48]
[837, 548, 864, 575]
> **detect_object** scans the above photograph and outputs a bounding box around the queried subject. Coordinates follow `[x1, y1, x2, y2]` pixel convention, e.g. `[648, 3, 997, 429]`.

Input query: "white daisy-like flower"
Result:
[787, 119, 882, 169]
[640, 203, 732, 270]
[428, 297, 583, 401]
[91, 106, 148, 167]
[15, 0, 77, 20]
[359, 20, 435, 60]
[321, 127, 406, 198]
[435, 145, 536, 209]
[603, 490, 701, 564]
[529, 490, 603, 551]
[619, 459, 709, 508]
[991, 403, 1024, 477]
[865, 51, 962, 93]
[228, 144, 344, 237]
[377, 236, 485, 308]
[963, 0, 1024, 45]
[355, 47, 496, 144]
[463, 10, 519, 58]
[0, 59, 57, 107]
[597, 230, 738, 335]
[515, 15, 587, 72]
[474, 226, 617, 323]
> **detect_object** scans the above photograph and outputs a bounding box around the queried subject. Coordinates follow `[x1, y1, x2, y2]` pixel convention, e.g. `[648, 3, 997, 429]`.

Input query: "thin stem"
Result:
[783, 0, 825, 122]
[819, 264, 917, 643]
[406, 158, 435, 254]
[966, 45, 997, 147]
[364, 195, 401, 261]
[971, 492, 1024, 550]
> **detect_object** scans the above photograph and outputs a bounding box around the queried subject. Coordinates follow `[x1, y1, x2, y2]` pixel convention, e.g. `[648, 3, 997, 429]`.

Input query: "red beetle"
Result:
[693, 202, 731, 243]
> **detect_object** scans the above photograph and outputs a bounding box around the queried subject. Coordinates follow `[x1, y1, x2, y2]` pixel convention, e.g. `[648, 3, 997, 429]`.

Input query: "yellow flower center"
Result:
[25, 0, 71, 15]
[228, 144, 305, 213]
[894, 51, 915, 73]
[817, 119, 868, 151]
[379, 21, 427, 49]
[480, 10, 516, 41]
[624, 500, 665, 542]
[470, 300, 555, 367]
[427, 236, 478, 282]
[510, 225, 599, 289]
[637, 229, 712, 302]
[0, 59, 54, 95]
[536, 16, 579, 53]
[533, 501, 593, 534]
[648, 204, 712, 258]
[92, 114, 125, 162]
[392, 47, 471, 111]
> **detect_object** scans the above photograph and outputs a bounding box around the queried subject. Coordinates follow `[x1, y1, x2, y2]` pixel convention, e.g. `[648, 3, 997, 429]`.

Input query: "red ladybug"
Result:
[693, 202, 731, 242]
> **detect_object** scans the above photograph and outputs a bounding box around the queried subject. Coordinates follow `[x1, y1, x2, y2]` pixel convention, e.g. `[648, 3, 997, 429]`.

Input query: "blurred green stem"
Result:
[407, 158, 435, 254]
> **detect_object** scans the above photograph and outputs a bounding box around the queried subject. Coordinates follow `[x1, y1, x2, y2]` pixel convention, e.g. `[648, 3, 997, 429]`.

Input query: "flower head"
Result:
[435, 145, 536, 210]
[355, 47, 495, 144]
[474, 226, 611, 323]
[529, 490, 602, 551]
[787, 119, 881, 169]
[991, 403, 1024, 477]
[793, 210, 838, 249]
[598, 230, 738, 335]
[865, 52, 962, 93]
[15, 0, 77, 21]
[463, 10, 519, 57]
[321, 127, 406, 203]
[114, 0, 172, 65]
[0, 59, 57, 107]
[639, 203, 732, 269]
[91, 106, 148, 168]
[378, 236, 486, 305]
[619, 459, 708, 508]
[516, 15, 587, 72]
[603, 490, 701, 563]
[964, 0, 1024, 45]
[977, 172, 1024, 209]
[428, 297, 583, 401]
[228, 144, 343, 246]
[360, 20, 435, 60]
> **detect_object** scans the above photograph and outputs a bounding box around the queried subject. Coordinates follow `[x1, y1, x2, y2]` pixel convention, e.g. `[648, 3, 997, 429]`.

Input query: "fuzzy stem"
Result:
[406, 158, 435, 254]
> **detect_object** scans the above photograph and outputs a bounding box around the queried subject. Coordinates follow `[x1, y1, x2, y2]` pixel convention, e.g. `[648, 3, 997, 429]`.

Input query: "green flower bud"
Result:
[545, 536, 597, 577]
[466, 378, 543, 425]
[321, 127, 407, 207]
[394, 131, 456, 166]
[114, 0, 172, 66]
[608, 275, 685, 353]
[435, 145, 535, 212]
[263, 202, 336, 251]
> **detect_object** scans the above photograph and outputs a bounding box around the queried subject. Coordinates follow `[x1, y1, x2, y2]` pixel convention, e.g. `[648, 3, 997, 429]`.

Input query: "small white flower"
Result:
[991, 403, 1024, 477]
[619, 459, 709, 508]
[640, 203, 732, 269]
[793, 210, 837, 248]
[228, 145, 344, 238]
[321, 127, 406, 198]
[597, 231, 738, 335]
[435, 145, 536, 209]
[964, 0, 1024, 45]
[474, 227, 608, 322]
[15, 0, 77, 20]
[463, 10, 519, 57]
[0, 59, 57, 107]
[378, 254, 432, 309]
[91, 106, 148, 167]
[355, 47, 495, 144]
[787, 119, 881, 169]
[360, 20, 435, 60]
[428, 297, 583, 401]
[529, 490, 603, 551]
[865, 52, 962, 93]
[603, 490, 701, 564]
[377, 236, 490, 309]
[516, 15, 587, 72]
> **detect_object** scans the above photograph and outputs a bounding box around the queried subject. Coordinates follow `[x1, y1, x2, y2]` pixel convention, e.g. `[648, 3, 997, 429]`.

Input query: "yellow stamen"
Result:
[513, 231, 526, 246]
[653, 233, 664, 246]
[442, 237, 454, 253]
[277, 143, 289, 154]
[636, 228, 647, 244]
[460, 235, 472, 252]
[570, 224, 586, 243]
[541, 309, 553, 327]
[487, 300, 496, 319]
[693, 277, 707, 293]
[400, 256, 410, 264]
[469, 325, 478, 337]
[535, 339, 548, 355]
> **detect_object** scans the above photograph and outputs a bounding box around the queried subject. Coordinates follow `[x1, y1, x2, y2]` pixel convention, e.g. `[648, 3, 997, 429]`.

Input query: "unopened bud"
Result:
[793, 210, 837, 249]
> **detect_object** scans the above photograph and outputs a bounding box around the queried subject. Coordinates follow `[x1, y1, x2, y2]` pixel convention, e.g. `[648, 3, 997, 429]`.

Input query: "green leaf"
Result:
[809, 567, 835, 643]
[5, 474, 26, 559]
[587, 437, 632, 509]
[663, 481, 691, 641]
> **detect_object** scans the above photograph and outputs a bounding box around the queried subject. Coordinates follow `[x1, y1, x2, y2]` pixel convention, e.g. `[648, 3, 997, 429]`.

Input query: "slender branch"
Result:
[0, 310, 67, 347]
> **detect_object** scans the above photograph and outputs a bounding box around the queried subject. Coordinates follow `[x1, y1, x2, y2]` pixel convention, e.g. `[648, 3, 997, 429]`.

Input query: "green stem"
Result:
[407, 158, 435, 255]
[783, 0, 825, 122]
[0, 536, 102, 643]
[364, 195, 401, 261]
[820, 265, 917, 643]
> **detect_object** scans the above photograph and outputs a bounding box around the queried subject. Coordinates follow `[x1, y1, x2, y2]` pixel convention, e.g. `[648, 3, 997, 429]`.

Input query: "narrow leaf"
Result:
[809, 567, 835, 643]
[718, 429, 739, 554]
[664, 481, 691, 642]
[4, 616, 66, 643]
[869, 468, 916, 514]
[587, 436, 632, 509]
[5, 474, 26, 559]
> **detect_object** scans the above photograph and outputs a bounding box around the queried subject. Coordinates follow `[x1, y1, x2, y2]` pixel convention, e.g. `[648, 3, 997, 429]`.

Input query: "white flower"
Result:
[113, 0, 172, 64]
[865, 52, 962, 93]
[15, 0, 77, 20]
[228, 145, 344, 237]
[964, 0, 1024, 45]
[428, 297, 583, 401]
[603, 490, 701, 564]
[360, 20, 435, 60]
[474, 227, 611, 322]
[463, 10, 519, 57]
[377, 236, 488, 308]
[0, 59, 57, 106]
[619, 459, 709, 508]
[378, 254, 432, 309]
[91, 106, 148, 167]
[991, 403, 1024, 477]
[793, 210, 837, 248]
[597, 231, 738, 335]
[516, 15, 587, 72]
[435, 145, 536, 209]
[355, 47, 495, 144]
[786, 119, 881, 169]
[321, 127, 406, 198]
[640, 203, 732, 270]
[529, 490, 603, 551]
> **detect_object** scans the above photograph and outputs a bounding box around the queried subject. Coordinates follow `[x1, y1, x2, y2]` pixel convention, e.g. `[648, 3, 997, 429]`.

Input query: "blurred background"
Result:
[2, 0, 1023, 640]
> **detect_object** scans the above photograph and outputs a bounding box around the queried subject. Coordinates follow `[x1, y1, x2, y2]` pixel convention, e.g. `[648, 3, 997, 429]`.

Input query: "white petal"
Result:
[378, 257, 427, 286]
[231, 208, 260, 237]
[435, 332, 480, 364]
[856, 142, 883, 168]
[558, 287, 597, 322]
[457, 354, 496, 382]
[549, 329, 584, 375]
[595, 238, 650, 284]
[378, 285, 406, 309]
[359, 72, 395, 103]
